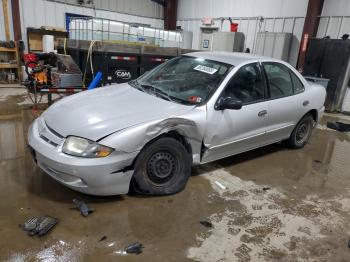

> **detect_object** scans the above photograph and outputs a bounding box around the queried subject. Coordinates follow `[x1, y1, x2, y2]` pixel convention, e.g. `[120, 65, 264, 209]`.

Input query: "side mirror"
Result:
[215, 97, 243, 110]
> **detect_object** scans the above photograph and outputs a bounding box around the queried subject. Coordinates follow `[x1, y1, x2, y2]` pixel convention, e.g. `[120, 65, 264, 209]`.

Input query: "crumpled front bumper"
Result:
[27, 117, 139, 196]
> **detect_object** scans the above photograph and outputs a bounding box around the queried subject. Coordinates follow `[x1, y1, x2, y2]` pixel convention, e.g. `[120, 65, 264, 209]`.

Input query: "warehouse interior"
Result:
[1, 0, 350, 261]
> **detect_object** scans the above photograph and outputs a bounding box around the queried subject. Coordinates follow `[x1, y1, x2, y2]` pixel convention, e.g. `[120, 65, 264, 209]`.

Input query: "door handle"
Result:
[258, 110, 267, 117]
[303, 100, 309, 106]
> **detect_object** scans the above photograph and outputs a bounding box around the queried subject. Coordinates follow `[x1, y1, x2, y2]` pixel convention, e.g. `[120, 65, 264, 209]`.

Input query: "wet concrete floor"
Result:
[1, 88, 350, 261]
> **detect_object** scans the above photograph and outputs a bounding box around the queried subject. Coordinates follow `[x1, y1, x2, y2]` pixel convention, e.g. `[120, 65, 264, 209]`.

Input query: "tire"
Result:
[132, 137, 192, 195]
[286, 114, 314, 149]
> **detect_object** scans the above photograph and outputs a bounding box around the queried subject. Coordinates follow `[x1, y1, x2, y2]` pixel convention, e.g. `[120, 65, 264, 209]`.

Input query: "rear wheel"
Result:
[286, 114, 314, 149]
[132, 137, 192, 195]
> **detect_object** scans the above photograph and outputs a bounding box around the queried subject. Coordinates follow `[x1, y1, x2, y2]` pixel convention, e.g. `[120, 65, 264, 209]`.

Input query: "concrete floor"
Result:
[1, 88, 350, 261]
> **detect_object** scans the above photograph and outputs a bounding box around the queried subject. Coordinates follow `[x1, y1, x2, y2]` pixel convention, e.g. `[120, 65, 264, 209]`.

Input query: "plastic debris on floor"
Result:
[199, 220, 213, 228]
[20, 216, 59, 237]
[125, 242, 144, 254]
[327, 121, 350, 132]
[72, 199, 94, 217]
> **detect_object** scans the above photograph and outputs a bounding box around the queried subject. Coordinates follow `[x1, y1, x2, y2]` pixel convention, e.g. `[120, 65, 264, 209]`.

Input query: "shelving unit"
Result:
[0, 44, 21, 84]
[27, 27, 68, 52]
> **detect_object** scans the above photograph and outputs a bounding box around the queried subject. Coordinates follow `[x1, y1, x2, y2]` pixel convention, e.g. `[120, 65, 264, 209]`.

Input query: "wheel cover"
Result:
[296, 121, 310, 144]
[147, 150, 178, 184]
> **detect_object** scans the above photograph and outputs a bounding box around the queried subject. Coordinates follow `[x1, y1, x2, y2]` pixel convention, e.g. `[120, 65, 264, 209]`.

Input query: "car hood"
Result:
[43, 83, 195, 141]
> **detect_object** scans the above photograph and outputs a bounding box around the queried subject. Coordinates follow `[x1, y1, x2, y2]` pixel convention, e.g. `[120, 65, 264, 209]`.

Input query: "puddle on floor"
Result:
[190, 130, 350, 261]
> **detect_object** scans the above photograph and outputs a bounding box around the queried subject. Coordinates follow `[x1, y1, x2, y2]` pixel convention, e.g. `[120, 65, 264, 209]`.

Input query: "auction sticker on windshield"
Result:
[194, 65, 218, 75]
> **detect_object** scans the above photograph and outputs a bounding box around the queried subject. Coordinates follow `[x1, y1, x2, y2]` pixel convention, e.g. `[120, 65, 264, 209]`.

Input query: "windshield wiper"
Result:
[136, 82, 192, 105]
[132, 81, 173, 102]
[129, 80, 146, 93]
[140, 84, 174, 102]
[152, 87, 192, 105]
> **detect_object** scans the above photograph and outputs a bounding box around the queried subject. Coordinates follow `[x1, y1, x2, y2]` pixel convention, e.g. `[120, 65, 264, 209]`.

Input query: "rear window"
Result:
[290, 71, 305, 94]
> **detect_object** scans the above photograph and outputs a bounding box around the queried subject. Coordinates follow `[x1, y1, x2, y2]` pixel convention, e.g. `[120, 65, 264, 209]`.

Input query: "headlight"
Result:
[62, 136, 113, 158]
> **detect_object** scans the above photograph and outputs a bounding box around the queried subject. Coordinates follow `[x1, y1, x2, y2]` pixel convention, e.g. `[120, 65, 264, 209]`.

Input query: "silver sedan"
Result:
[27, 52, 326, 196]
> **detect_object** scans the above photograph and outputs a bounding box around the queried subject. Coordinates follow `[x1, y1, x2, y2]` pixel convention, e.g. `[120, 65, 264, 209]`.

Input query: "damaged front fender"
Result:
[100, 115, 205, 164]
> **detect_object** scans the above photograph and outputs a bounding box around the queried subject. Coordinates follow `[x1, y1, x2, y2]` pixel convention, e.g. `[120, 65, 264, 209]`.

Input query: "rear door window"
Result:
[263, 63, 294, 99]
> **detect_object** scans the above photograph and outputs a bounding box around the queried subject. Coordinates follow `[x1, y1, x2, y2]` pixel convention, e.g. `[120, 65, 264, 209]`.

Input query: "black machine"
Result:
[56, 39, 192, 87]
[303, 38, 350, 112]
[23, 53, 84, 104]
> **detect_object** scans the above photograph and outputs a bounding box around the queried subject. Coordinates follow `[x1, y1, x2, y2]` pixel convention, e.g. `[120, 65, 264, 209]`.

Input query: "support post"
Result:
[11, 0, 22, 41]
[164, 0, 178, 30]
[297, 0, 324, 72]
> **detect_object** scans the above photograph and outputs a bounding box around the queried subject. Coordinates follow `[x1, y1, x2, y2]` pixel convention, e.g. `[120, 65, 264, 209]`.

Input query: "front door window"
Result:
[221, 63, 265, 104]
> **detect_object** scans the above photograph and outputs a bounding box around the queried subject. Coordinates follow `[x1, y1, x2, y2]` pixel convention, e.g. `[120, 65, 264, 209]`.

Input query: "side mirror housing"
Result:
[215, 97, 243, 110]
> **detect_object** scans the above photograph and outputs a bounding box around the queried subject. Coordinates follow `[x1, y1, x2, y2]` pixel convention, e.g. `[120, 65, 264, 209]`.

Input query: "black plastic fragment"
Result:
[200, 220, 213, 228]
[72, 199, 94, 217]
[36, 217, 59, 237]
[99, 236, 107, 242]
[125, 242, 144, 254]
[262, 187, 271, 191]
[327, 121, 350, 132]
[313, 160, 322, 163]
[21, 216, 59, 237]
[348, 238, 350, 249]
[21, 217, 41, 231]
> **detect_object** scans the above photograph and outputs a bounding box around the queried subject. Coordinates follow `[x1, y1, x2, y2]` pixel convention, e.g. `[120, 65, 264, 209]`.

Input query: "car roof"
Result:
[184, 51, 279, 66]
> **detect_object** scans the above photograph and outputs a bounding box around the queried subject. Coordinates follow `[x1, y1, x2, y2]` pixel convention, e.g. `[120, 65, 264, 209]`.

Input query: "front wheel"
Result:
[132, 137, 192, 195]
[286, 114, 314, 149]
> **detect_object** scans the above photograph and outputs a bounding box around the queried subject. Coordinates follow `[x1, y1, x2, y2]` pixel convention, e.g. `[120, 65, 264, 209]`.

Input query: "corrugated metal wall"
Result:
[18, 0, 164, 49]
[178, 0, 308, 19]
[317, 16, 350, 39]
[177, 0, 308, 66]
[2, 0, 350, 54]
[0, 0, 164, 42]
[321, 0, 350, 16]
[317, 0, 350, 39]
[48, 0, 163, 19]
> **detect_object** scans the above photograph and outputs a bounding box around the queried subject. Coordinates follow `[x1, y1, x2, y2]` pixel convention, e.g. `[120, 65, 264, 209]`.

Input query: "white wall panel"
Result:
[178, 0, 308, 19]
[317, 16, 350, 39]
[289, 18, 305, 67]
[317, 0, 350, 39]
[18, 0, 164, 50]
[50, 0, 164, 19]
[322, 0, 350, 16]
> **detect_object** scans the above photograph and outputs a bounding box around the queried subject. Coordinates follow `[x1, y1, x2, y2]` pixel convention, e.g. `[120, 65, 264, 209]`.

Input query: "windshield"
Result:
[130, 56, 233, 105]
